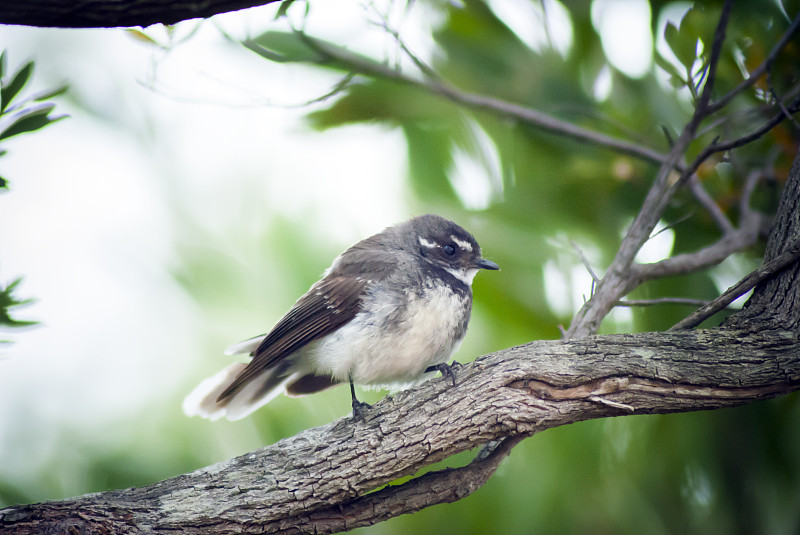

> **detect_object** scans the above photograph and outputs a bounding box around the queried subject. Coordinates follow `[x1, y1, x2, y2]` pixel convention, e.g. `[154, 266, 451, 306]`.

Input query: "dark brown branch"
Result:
[290, 35, 673, 169]
[0, 0, 282, 28]
[616, 298, 709, 307]
[709, 10, 800, 114]
[670, 238, 800, 330]
[684, 103, 800, 181]
[2, 329, 799, 534]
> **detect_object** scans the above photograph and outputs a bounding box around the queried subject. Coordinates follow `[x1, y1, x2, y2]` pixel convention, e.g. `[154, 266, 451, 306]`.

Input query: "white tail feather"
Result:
[223, 334, 267, 356]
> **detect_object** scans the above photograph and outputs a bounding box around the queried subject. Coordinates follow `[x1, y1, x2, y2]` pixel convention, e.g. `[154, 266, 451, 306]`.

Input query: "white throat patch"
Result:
[446, 267, 478, 286]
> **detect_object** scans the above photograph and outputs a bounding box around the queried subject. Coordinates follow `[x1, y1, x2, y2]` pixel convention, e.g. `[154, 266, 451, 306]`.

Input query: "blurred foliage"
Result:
[2, 2, 799, 535]
[0, 51, 65, 338]
[239, 1, 800, 534]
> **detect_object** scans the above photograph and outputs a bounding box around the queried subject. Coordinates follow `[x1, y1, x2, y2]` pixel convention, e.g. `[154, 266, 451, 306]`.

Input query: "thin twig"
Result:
[617, 298, 709, 307]
[670, 238, 800, 330]
[687, 175, 734, 233]
[709, 10, 800, 114]
[683, 102, 800, 182]
[571, 240, 600, 283]
[294, 33, 673, 168]
[767, 61, 800, 129]
[636, 210, 764, 281]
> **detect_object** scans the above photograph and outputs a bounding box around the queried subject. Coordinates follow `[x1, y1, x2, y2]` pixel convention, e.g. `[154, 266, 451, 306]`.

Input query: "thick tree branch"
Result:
[2, 329, 799, 534]
[0, 0, 281, 28]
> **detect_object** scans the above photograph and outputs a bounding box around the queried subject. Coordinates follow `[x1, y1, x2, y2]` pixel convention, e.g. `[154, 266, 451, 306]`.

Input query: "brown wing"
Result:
[216, 275, 368, 401]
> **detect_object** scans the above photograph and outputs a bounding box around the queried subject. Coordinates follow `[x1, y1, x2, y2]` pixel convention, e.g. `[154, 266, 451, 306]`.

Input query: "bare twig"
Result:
[709, 10, 800, 114]
[687, 174, 734, 233]
[739, 170, 762, 219]
[767, 61, 800, 129]
[294, 33, 673, 168]
[635, 210, 765, 282]
[571, 240, 600, 283]
[684, 102, 800, 181]
[617, 298, 709, 307]
[670, 238, 800, 330]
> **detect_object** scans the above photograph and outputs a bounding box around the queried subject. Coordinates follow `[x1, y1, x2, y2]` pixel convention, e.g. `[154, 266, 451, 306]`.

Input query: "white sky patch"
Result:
[487, 0, 573, 56]
[448, 121, 505, 211]
[593, 64, 613, 101]
[543, 259, 597, 318]
[709, 254, 757, 309]
[591, 0, 653, 78]
[634, 220, 675, 264]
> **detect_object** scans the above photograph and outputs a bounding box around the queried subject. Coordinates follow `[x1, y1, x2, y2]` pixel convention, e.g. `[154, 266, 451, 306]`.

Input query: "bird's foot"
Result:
[426, 361, 462, 387]
[351, 399, 371, 420]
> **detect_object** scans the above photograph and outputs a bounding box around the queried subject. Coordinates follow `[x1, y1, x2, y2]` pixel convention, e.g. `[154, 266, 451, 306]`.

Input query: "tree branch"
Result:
[289, 35, 673, 169]
[2, 329, 799, 534]
[709, 9, 800, 114]
[0, 0, 283, 28]
[670, 238, 800, 331]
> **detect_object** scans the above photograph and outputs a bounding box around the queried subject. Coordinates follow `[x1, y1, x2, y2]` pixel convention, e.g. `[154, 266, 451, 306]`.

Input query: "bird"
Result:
[182, 214, 499, 421]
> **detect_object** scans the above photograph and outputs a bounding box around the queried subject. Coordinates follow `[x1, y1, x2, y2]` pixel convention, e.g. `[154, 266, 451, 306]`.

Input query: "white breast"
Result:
[311, 281, 471, 388]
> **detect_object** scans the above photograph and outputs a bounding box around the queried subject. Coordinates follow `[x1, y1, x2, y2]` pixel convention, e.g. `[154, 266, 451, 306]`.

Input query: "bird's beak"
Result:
[476, 258, 500, 270]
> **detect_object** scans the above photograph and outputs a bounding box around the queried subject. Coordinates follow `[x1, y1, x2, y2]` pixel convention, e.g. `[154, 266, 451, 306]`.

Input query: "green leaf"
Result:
[0, 51, 6, 81]
[33, 84, 68, 102]
[244, 31, 324, 64]
[0, 175, 7, 190]
[663, 14, 699, 72]
[0, 104, 65, 142]
[275, 0, 299, 19]
[654, 52, 686, 87]
[1, 60, 33, 115]
[0, 277, 37, 328]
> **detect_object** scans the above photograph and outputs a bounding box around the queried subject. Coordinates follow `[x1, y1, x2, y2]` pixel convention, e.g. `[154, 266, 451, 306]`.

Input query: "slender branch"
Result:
[571, 240, 601, 284]
[617, 298, 709, 307]
[709, 10, 800, 114]
[684, 102, 800, 182]
[634, 210, 766, 282]
[687, 174, 734, 233]
[293, 436, 526, 533]
[293, 34, 672, 168]
[670, 238, 800, 330]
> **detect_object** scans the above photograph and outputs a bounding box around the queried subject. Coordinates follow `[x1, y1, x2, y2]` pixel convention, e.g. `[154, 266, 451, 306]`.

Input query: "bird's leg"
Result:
[425, 361, 462, 387]
[349, 378, 370, 420]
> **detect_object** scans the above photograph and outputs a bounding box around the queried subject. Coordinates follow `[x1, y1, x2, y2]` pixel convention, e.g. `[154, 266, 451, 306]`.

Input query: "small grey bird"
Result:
[183, 214, 499, 421]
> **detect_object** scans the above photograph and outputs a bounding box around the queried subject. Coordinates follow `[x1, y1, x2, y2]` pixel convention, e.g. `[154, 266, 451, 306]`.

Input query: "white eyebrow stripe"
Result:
[419, 237, 437, 248]
[451, 235, 473, 252]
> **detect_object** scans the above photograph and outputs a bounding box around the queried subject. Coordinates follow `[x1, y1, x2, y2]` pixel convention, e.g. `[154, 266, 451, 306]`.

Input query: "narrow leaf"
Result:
[0, 104, 65, 142]
[1, 61, 34, 114]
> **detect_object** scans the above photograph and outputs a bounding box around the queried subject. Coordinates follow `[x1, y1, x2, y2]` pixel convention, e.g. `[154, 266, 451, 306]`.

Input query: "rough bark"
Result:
[1, 329, 799, 534]
[0, 0, 281, 29]
[725, 153, 800, 332]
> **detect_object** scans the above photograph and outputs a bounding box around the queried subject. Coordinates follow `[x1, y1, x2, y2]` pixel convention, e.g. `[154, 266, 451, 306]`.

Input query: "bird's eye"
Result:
[443, 244, 455, 256]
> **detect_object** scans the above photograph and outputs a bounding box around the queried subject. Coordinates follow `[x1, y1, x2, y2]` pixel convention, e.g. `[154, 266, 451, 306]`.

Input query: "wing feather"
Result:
[216, 275, 368, 401]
